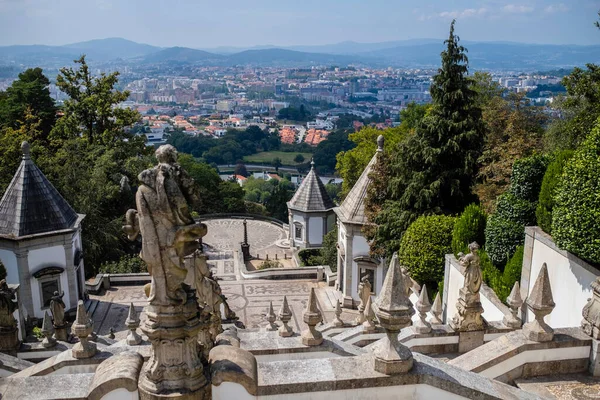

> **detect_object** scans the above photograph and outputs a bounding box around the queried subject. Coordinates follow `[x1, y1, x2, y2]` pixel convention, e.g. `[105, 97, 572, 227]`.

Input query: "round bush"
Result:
[536, 150, 574, 235]
[553, 121, 600, 264]
[479, 249, 510, 302]
[484, 213, 525, 266]
[509, 154, 549, 202]
[452, 204, 487, 256]
[398, 215, 455, 288]
[495, 192, 537, 226]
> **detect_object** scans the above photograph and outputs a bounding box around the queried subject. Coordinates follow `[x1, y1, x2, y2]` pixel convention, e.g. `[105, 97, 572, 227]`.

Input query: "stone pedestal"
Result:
[449, 288, 485, 332]
[138, 288, 208, 400]
[54, 325, 68, 341]
[241, 243, 250, 262]
[458, 330, 484, 353]
[0, 327, 19, 352]
[589, 339, 600, 377]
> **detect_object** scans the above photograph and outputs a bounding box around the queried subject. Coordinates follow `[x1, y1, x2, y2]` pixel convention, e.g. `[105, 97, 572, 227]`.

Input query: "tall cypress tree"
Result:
[367, 20, 484, 255]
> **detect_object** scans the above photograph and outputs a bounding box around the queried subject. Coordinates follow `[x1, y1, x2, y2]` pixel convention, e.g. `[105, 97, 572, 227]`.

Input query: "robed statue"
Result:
[458, 242, 482, 297]
[123, 145, 207, 306]
[49, 291, 66, 327]
[0, 280, 17, 329]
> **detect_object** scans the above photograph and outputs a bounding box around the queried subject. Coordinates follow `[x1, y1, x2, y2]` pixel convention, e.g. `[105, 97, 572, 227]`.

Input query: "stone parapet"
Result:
[209, 345, 258, 396]
[87, 351, 143, 400]
[448, 327, 591, 384]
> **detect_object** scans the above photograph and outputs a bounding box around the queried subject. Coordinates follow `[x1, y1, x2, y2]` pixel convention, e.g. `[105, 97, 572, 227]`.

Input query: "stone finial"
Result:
[310, 158, 315, 169]
[125, 303, 142, 345]
[21, 141, 30, 160]
[71, 300, 96, 359]
[41, 311, 56, 348]
[377, 135, 384, 152]
[582, 278, 600, 339]
[108, 327, 115, 340]
[431, 292, 443, 324]
[523, 263, 555, 342]
[301, 288, 323, 346]
[503, 281, 524, 329]
[362, 296, 376, 333]
[277, 296, 294, 337]
[371, 253, 414, 374]
[333, 299, 344, 328]
[265, 301, 278, 331]
[414, 285, 432, 334]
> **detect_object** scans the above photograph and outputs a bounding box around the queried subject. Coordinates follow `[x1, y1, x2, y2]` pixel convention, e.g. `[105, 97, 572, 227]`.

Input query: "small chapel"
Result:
[287, 160, 336, 249]
[335, 135, 387, 308]
[0, 142, 85, 321]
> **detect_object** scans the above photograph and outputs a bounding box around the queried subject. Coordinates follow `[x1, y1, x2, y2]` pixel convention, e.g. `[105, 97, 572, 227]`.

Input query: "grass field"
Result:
[243, 151, 313, 165]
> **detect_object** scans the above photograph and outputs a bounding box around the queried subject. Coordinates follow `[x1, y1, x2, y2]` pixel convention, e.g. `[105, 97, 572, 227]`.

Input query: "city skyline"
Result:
[0, 0, 599, 48]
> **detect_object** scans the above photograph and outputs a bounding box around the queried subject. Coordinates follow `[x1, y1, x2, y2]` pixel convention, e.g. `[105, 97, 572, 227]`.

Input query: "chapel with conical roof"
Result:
[0, 142, 85, 320]
[335, 135, 386, 308]
[287, 160, 336, 248]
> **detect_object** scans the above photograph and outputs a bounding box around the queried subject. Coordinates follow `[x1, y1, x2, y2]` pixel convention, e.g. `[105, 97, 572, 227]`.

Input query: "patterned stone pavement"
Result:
[88, 218, 357, 337]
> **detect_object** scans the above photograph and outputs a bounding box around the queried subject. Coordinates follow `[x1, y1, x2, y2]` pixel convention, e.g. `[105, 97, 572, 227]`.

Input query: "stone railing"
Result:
[198, 213, 289, 231]
[85, 273, 151, 294]
[237, 248, 333, 282]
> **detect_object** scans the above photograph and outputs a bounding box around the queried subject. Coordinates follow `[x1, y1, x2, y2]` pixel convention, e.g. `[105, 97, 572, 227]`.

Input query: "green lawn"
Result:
[243, 151, 313, 165]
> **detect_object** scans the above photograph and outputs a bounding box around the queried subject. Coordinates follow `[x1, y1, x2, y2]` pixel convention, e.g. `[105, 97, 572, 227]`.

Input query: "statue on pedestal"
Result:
[50, 291, 68, 341]
[124, 144, 209, 399]
[450, 242, 485, 332]
[0, 279, 18, 351]
[356, 275, 372, 324]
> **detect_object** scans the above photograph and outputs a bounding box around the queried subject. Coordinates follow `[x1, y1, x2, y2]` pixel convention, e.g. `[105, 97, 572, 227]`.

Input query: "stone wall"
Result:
[521, 227, 600, 328]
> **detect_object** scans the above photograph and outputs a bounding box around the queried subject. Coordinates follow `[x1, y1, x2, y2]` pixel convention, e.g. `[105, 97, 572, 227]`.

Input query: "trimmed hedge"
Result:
[99, 255, 147, 274]
[509, 154, 550, 202]
[398, 215, 455, 289]
[0, 261, 6, 280]
[452, 204, 487, 256]
[536, 150, 574, 235]
[503, 245, 524, 288]
[495, 192, 537, 226]
[479, 249, 511, 303]
[553, 121, 600, 264]
[484, 213, 525, 266]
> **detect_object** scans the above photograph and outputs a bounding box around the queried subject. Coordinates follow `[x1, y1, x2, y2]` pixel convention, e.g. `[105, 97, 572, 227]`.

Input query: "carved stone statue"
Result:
[459, 242, 482, 297]
[356, 274, 372, 323]
[0, 280, 17, 329]
[124, 144, 207, 306]
[0, 279, 19, 351]
[124, 145, 209, 399]
[450, 242, 485, 332]
[49, 291, 65, 327]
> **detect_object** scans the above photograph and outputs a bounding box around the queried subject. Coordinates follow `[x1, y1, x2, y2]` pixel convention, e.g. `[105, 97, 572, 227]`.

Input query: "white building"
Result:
[287, 162, 336, 249]
[335, 136, 386, 308]
[0, 142, 86, 319]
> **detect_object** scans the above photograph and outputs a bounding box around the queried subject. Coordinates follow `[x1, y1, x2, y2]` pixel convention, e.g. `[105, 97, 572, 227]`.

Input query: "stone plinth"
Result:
[449, 287, 485, 332]
[0, 326, 19, 352]
[138, 288, 208, 400]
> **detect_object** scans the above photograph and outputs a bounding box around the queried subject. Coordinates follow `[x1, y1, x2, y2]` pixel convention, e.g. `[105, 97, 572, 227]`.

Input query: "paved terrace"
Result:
[89, 218, 356, 338]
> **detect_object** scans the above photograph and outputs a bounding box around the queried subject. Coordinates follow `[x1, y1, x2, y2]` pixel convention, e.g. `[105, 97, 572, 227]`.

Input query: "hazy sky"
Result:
[1, 0, 599, 47]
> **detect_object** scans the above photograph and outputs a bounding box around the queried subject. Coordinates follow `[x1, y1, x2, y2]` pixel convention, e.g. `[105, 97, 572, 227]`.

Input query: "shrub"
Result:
[298, 249, 322, 266]
[257, 260, 282, 270]
[319, 227, 338, 272]
[99, 255, 147, 274]
[509, 154, 550, 202]
[32, 326, 43, 339]
[536, 150, 574, 235]
[553, 121, 600, 264]
[484, 213, 525, 266]
[398, 215, 455, 289]
[495, 192, 537, 226]
[502, 245, 523, 289]
[452, 204, 487, 256]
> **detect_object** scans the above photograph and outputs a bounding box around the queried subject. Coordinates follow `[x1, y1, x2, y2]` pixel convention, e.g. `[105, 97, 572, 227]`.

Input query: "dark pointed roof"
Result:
[336, 135, 384, 226]
[0, 142, 79, 238]
[287, 160, 334, 213]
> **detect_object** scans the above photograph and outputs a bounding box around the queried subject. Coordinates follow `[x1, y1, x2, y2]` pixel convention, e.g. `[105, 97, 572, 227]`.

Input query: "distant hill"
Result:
[224, 48, 358, 66]
[1, 37, 599, 70]
[142, 47, 224, 63]
[63, 38, 160, 60]
[367, 42, 600, 69]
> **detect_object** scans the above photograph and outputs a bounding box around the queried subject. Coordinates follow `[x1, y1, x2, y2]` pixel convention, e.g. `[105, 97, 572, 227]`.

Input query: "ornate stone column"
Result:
[582, 277, 600, 376]
[0, 281, 19, 352]
[241, 219, 250, 262]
